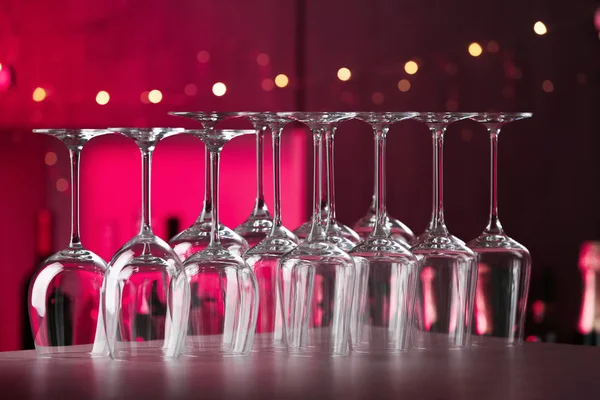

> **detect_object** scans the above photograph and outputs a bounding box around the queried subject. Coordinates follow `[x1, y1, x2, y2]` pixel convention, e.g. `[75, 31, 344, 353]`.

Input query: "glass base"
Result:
[36, 344, 108, 359]
[112, 343, 175, 361]
[470, 335, 521, 347]
[286, 347, 349, 357]
[411, 331, 470, 350]
[234, 215, 273, 249]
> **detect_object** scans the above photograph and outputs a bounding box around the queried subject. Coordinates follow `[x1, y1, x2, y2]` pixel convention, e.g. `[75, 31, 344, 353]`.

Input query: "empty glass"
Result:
[348, 112, 419, 354]
[103, 128, 189, 360]
[353, 113, 417, 245]
[29, 129, 110, 358]
[467, 112, 532, 346]
[410, 113, 478, 350]
[323, 121, 361, 251]
[168, 112, 249, 259]
[244, 113, 299, 351]
[180, 129, 258, 357]
[278, 112, 355, 357]
[234, 114, 274, 247]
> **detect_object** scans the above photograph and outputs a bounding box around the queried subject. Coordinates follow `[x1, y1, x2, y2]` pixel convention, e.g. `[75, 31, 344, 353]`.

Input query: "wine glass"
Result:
[277, 112, 355, 357]
[168, 112, 249, 259]
[467, 112, 532, 346]
[29, 129, 110, 358]
[323, 120, 361, 252]
[103, 128, 190, 360]
[410, 112, 478, 350]
[348, 112, 419, 354]
[234, 114, 274, 248]
[353, 113, 418, 245]
[180, 129, 259, 357]
[243, 113, 299, 351]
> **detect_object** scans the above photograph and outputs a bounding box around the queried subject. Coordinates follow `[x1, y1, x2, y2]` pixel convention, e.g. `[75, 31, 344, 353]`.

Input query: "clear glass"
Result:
[243, 113, 299, 351]
[103, 128, 190, 360]
[168, 112, 249, 259]
[323, 121, 361, 252]
[29, 129, 110, 358]
[353, 112, 419, 246]
[234, 114, 274, 248]
[180, 129, 259, 357]
[467, 112, 532, 346]
[277, 112, 355, 357]
[348, 112, 419, 354]
[410, 112, 478, 350]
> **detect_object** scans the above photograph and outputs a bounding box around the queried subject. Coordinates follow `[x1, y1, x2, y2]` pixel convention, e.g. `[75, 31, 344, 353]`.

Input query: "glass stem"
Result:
[271, 126, 283, 230]
[485, 127, 503, 234]
[371, 125, 390, 238]
[252, 124, 268, 216]
[307, 129, 326, 241]
[140, 147, 154, 235]
[325, 126, 337, 228]
[428, 126, 448, 234]
[68, 147, 82, 248]
[208, 149, 221, 247]
[319, 134, 329, 220]
[199, 148, 213, 224]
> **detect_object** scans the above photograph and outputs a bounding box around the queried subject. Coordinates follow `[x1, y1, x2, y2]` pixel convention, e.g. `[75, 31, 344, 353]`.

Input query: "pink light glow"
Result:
[80, 129, 306, 262]
[420, 266, 436, 330]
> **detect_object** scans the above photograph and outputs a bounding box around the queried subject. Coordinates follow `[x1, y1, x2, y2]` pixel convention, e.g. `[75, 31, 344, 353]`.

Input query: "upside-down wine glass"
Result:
[323, 119, 361, 251]
[29, 129, 110, 358]
[243, 113, 299, 351]
[278, 112, 355, 357]
[103, 128, 190, 360]
[467, 112, 532, 346]
[410, 112, 478, 350]
[348, 112, 419, 354]
[353, 113, 417, 245]
[181, 129, 259, 357]
[234, 114, 274, 247]
[168, 112, 249, 259]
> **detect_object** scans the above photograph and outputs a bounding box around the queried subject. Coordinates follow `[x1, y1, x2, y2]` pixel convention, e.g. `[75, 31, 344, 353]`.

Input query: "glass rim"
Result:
[33, 128, 110, 135]
[470, 112, 533, 122]
[183, 129, 256, 135]
[107, 127, 184, 133]
[168, 111, 247, 118]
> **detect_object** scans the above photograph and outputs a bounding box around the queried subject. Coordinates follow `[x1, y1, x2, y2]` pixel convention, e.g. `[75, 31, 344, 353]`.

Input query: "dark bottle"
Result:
[525, 267, 556, 343]
[574, 241, 600, 346]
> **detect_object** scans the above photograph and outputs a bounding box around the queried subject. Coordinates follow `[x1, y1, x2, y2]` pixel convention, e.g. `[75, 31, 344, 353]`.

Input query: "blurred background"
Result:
[0, 0, 599, 351]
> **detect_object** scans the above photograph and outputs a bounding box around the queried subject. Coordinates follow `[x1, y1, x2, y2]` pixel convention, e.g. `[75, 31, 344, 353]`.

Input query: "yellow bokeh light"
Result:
[534, 21, 547, 36]
[33, 87, 47, 102]
[148, 89, 162, 104]
[274, 74, 289, 88]
[404, 61, 418, 75]
[397, 79, 411, 92]
[212, 82, 227, 97]
[337, 67, 351, 81]
[95, 91, 110, 105]
[468, 42, 483, 57]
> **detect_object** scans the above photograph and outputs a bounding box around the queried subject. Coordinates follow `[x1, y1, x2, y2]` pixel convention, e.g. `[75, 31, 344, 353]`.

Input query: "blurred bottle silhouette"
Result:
[574, 241, 600, 346]
[525, 267, 556, 343]
[22, 210, 53, 349]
